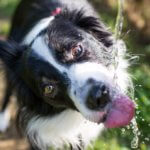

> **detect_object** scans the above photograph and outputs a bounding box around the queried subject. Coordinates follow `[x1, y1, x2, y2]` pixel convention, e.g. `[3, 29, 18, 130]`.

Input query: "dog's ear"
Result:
[0, 40, 24, 69]
[76, 15, 113, 47]
[58, 9, 113, 47]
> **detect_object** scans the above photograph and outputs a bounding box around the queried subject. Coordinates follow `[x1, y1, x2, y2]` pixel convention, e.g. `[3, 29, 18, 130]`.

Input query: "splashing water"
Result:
[112, 16, 140, 150]
[130, 118, 139, 149]
[120, 117, 140, 149]
[112, 40, 140, 149]
[112, 39, 140, 148]
[121, 128, 126, 134]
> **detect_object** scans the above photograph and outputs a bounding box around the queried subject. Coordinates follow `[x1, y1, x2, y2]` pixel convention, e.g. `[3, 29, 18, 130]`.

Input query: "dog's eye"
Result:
[41, 78, 58, 97]
[71, 44, 83, 59]
[44, 85, 54, 95]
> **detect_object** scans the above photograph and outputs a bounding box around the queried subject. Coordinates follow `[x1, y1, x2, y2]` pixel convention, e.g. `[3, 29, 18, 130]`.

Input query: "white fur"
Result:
[31, 36, 66, 73]
[23, 16, 54, 45]
[27, 109, 104, 149]
[0, 109, 10, 132]
[22, 17, 66, 74]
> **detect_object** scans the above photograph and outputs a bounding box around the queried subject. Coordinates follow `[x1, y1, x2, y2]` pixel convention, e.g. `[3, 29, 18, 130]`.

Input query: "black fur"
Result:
[53, 9, 112, 47]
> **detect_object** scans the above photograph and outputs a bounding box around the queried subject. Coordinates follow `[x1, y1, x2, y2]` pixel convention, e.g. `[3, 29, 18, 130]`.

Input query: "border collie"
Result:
[0, 0, 135, 149]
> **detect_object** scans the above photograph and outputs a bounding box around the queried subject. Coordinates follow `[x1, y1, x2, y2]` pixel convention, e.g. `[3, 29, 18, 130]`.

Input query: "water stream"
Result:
[112, 40, 141, 149]
[130, 118, 139, 149]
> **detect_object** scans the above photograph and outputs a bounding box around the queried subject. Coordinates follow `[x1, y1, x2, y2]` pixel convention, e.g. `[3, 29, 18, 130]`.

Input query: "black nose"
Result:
[86, 82, 110, 110]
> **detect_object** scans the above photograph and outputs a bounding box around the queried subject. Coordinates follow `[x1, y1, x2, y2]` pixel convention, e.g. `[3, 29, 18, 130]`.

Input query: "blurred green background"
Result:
[0, 0, 150, 150]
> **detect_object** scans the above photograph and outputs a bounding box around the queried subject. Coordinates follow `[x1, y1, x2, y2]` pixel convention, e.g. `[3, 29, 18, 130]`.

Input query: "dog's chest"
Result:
[27, 109, 104, 149]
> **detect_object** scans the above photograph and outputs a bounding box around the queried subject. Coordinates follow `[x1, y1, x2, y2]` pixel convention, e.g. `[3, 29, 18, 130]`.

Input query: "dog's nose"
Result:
[86, 82, 110, 110]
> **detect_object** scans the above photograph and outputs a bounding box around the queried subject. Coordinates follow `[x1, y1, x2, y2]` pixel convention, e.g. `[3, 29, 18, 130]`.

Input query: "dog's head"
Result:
[0, 10, 134, 128]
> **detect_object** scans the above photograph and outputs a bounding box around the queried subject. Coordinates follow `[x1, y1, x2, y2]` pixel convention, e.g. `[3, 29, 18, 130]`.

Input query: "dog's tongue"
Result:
[104, 96, 135, 128]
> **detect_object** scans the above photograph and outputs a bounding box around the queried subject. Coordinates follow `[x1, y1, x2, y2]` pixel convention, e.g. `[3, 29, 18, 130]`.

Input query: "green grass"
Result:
[0, 0, 18, 36]
[0, 0, 150, 149]
[0, 0, 19, 18]
[0, 20, 10, 36]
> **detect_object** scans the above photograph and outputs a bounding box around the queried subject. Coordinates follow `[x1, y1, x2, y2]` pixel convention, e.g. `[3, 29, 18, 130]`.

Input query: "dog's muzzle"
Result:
[68, 62, 135, 128]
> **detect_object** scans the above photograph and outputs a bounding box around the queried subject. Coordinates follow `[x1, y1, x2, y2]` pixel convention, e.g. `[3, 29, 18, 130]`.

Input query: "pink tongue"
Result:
[104, 96, 135, 128]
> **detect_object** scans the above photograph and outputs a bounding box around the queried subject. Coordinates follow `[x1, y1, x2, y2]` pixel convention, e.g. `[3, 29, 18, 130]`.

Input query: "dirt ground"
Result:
[0, 74, 28, 150]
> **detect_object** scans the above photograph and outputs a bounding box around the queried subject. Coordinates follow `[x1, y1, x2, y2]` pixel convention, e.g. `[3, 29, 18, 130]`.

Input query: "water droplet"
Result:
[126, 125, 130, 129]
[144, 137, 149, 141]
[135, 97, 138, 101]
[121, 128, 126, 134]
[136, 111, 140, 115]
[137, 131, 141, 136]
[135, 104, 139, 109]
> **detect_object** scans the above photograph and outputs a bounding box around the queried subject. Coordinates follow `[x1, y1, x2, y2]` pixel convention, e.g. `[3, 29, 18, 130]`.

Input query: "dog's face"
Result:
[0, 10, 134, 128]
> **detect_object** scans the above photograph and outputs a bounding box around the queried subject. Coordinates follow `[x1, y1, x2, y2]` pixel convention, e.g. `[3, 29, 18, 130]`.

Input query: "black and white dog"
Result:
[0, 0, 135, 149]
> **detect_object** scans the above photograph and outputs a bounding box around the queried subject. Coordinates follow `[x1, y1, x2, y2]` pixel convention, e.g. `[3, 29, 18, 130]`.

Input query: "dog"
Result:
[0, 0, 135, 149]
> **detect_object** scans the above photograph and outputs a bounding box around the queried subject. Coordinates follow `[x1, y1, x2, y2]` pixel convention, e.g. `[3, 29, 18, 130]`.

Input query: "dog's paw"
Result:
[0, 110, 10, 132]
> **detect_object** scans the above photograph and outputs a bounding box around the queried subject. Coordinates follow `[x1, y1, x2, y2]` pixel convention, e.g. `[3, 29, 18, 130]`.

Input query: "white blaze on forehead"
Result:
[31, 36, 66, 73]
[23, 16, 54, 45]
[22, 16, 67, 74]
[69, 62, 112, 86]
